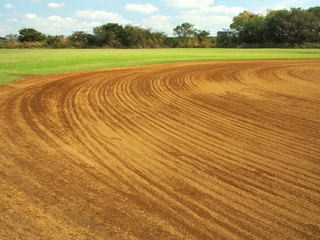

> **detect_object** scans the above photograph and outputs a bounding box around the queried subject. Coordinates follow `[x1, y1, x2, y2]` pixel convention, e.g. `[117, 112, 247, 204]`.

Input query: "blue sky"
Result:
[1, 0, 319, 37]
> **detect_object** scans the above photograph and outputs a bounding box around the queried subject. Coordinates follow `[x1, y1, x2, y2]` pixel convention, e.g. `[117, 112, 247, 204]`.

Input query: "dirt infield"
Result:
[0, 59, 319, 239]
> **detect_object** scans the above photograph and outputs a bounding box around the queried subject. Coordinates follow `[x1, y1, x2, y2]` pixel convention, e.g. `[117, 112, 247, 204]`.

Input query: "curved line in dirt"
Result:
[0, 59, 319, 239]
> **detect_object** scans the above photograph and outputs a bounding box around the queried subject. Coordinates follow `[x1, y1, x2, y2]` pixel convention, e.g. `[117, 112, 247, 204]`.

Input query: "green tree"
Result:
[173, 22, 196, 47]
[216, 30, 237, 47]
[120, 25, 141, 48]
[150, 31, 168, 48]
[308, 6, 320, 20]
[265, 9, 291, 44]
[18, 28, 45, 42]
[290, 8, 319, 43]
[93, 23, 124, 47]
[196, 30, 210, 43]
[5, 34, 18, 41]
[265, 8, 320, 44]
[230, 11, 266, 44]
[45, 35, 64, 46]
[68, 31, 95, 47]
[308, 6, 320, 42]
[92, 23, 169, 48]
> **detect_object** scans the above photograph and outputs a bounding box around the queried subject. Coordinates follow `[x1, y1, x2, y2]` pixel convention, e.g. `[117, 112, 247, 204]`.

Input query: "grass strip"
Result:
[1, 48, 319, 84]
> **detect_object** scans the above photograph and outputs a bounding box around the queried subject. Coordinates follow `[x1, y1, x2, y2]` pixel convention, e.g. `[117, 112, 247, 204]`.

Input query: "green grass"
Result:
[1, 48, 320, 84]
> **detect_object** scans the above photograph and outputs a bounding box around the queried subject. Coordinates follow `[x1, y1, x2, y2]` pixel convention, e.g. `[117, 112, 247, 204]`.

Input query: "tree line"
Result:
[218, 6, 320, 47]
[1, 22, 215, 49]
[1, 6, 319, 48]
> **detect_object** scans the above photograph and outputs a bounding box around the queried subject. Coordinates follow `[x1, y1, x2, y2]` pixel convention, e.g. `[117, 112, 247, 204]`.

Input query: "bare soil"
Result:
[0, 60, 319, 239]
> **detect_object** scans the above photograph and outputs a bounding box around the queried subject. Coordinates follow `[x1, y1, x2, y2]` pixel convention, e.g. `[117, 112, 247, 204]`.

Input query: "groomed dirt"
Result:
[0, 60, 319, 240]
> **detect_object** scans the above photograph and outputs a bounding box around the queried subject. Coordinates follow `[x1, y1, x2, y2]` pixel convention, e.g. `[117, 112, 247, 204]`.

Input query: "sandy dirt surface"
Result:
[0, 59, 319, 239]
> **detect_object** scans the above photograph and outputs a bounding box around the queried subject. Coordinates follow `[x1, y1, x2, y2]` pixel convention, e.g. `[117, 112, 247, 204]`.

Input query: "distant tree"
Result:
[230, 11, 266, 44]
[5, 34, 18, 41]
[18, 28, 46, 42]
[308, 6, 320, 18]
[119, 25, 141, 48]
[216, 29, 237, 47]
[290, 7, 319, 43]
[165, 37, 180, 48]
[93, 23, 124, 47]
[265, 8, 320, 44]
[45, 35, 65, 47]
[173, 22, 197, 47]
[68, 31, 95, 47]
[196, 30, 210, 43]
[92, 23, 169, 48]
[150, 31, 168, 48]
[308, 6, 320, 41]
[195, 30, 213, 47]
[264, 9, 290, 44]
[228, 7, 320, 46]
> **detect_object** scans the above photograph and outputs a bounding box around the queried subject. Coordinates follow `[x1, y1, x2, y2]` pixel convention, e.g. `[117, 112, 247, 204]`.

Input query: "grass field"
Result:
[1, 48, 320, 84]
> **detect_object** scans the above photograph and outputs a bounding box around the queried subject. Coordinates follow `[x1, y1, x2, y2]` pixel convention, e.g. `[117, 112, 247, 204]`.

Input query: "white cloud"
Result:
[142, 15, 174, 34]
[124, 3, 158, 13]
[25, 13, 38, 19]
[47, 15, 67, 21]
[162, 0, 213, 8]
[181, 14, 231, 27]
[31, 0, 42, 3]
[22, 14, 101, 35]
[75, 10, 131, 24]
[4, 3, 14, 9]
[273, 0, 315, 9]
[173, 5, 245, 35]
[48, 2, 65, 8]
[179, 10, 232, 35]
[5, 18, 18, 22]
[0, 25, 17, 36]
[203, 5, 246, 14]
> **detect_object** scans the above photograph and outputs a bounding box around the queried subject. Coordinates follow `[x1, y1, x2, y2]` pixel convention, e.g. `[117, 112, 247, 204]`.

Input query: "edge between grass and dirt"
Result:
[1, 48, 320, 85]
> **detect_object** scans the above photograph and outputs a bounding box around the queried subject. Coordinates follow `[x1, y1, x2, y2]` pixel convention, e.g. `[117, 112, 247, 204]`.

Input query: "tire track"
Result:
[0, 60, 319, 239]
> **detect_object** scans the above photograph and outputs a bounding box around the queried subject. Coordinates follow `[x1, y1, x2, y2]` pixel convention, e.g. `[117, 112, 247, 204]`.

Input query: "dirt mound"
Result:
[0, 60, 319, 239]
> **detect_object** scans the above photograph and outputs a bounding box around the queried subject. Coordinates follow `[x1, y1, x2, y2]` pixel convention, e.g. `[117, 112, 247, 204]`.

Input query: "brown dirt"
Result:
[0, 59, 319, 240]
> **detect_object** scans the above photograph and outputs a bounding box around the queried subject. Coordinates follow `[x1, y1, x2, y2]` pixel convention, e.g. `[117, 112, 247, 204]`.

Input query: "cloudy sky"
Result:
[1, 0, 319, 37]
